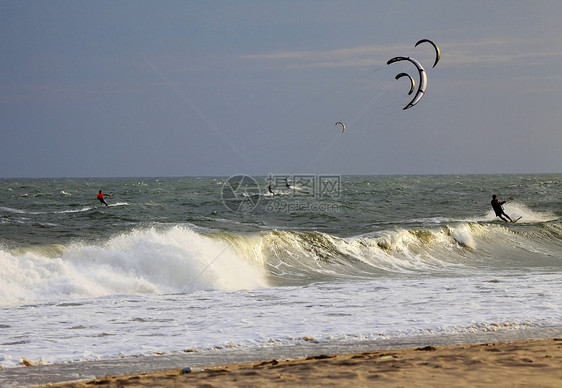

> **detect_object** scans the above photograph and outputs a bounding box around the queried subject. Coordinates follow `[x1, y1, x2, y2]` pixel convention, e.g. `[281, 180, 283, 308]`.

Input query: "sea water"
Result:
[0, 175, 560, 384]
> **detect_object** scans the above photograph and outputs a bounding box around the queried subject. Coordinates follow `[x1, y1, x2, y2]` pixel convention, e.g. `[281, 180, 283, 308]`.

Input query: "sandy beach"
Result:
[39, 338, 561, 388]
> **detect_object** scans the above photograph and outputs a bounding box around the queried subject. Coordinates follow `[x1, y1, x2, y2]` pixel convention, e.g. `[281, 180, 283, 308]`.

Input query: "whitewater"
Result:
[0, 175, 560, 386]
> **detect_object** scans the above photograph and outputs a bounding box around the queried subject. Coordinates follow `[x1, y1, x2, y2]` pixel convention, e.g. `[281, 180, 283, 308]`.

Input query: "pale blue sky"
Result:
[1, 1, 561, 177]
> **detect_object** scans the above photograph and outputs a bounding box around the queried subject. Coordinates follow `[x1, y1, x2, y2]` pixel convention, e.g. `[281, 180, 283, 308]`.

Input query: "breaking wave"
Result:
[2, 213, 559, 305]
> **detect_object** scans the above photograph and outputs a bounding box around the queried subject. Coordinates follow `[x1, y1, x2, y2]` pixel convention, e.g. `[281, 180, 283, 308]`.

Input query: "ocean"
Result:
[1, 175, 561, 385]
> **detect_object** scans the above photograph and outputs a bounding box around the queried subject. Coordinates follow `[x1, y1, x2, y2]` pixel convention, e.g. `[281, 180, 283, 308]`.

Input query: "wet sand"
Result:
[41, 338, 561, 387]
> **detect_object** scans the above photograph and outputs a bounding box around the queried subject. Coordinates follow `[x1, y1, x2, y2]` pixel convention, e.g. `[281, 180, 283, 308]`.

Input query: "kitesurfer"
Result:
[491, 194, 513, 222]
[268, 184, 275, 196]
[97, 190, 109, 206]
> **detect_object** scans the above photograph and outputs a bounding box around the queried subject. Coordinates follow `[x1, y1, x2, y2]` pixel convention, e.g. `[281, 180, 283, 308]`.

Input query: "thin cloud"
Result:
[241, 44, 409, 69]
[241, 37, 562, 69]
[431, 37, 562, 67]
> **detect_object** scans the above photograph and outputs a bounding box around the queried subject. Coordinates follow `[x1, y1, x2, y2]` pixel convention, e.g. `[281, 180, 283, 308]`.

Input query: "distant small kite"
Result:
[335, 121, 346, 133]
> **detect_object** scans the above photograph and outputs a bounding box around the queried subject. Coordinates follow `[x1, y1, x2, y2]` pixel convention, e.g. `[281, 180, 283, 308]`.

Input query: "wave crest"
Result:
[0, 226, 267, 305]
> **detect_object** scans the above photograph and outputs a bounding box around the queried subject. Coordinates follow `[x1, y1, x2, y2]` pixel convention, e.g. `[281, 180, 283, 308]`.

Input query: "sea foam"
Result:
[0, 226, 267, 305]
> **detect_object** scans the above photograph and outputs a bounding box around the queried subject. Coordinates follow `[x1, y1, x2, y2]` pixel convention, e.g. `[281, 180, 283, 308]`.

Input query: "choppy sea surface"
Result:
[1, 175, 561, 385]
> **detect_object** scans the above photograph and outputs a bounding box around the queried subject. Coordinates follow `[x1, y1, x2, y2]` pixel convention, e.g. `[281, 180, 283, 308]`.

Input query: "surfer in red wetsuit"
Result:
[97, 190, 109, 206]
[491, 194, 513, 222]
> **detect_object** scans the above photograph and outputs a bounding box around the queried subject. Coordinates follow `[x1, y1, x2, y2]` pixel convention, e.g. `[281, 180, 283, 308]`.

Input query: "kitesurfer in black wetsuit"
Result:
[491, 194, 513, 222]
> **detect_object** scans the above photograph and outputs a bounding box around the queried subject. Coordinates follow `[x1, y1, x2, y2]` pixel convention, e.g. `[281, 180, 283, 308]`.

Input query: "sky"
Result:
[1, 0, 561, 178]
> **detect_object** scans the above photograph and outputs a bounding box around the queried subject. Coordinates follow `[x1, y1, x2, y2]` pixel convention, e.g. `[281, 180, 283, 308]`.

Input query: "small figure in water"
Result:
[491, 194, 513, 222]
[284, 178, 291, 189]
[97, 190, 109, 206]
[268, 184, 275, 196]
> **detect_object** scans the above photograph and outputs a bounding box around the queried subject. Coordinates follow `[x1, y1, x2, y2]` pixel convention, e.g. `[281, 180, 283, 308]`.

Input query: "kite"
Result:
[415, 39, 440, 68]
[394, 72, 416, 95]
[335, 122, 346, 132]
[387, 56, 427, 110]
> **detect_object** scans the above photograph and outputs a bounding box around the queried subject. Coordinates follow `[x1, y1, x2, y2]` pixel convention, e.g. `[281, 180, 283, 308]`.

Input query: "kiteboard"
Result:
[511, 216, 522, 223]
